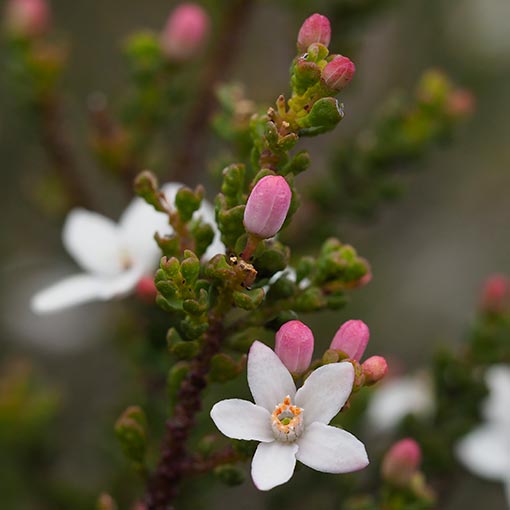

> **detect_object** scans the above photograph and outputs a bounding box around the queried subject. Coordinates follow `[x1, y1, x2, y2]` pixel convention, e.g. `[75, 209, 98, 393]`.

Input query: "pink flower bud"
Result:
[330, 320, 370, 361]
[136, 276, 157, 303]
[447, 89, 475, 118]
[480, 274, 508, 313]
[275, 320, 314, 374]
[322, 55, 356, 92]
[5, 0, 50, 37]
[382, 438, 422, 486]
[243, 175, 292, 239]
[161, 3, 209, 61]
[362, 355, 388, 385]
[297, 13, 331, 53]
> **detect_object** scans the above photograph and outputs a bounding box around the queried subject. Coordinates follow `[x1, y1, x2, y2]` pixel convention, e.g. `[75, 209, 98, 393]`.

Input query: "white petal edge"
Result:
[30, 269, 143, 314]
[483, 364, 510, 426]
[366, 375, 434, 432]
[247, 341, 296, 413]
[118, 196, 173, 273]
[251, 441, 298, 491]
[63, 209, 123, 276]
[210, 399, 273, 442]
[456, 424, 510, 481]
[295, 362, 354, 426]
[296, 422, 369, 474]
[197, 198, 225, 261]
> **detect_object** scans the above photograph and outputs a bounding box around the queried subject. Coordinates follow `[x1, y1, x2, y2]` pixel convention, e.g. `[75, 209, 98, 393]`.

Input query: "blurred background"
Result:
[0, 0, 509, 509]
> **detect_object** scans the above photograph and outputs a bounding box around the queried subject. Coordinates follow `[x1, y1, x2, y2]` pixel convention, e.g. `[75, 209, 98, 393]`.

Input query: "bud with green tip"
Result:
[297, 97, 344, 136]
[275, 320, 314, 374]
[233, 287, 265, 310]
[114, 406, 147, 465]
[297, 13, 331, 53]
[243, 176, 292, 239]
[214, 464, 245, 486]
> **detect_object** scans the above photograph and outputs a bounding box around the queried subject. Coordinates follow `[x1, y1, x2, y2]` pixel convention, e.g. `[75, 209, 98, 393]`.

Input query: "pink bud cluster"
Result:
[161, 3, 209, 61]
[382, 438, 422, 486]
[274, 318, 388, 386]
[243, 175, 292, 239]
[480, 274, 510, 314]
[329, 320, 387, 384]
[275, 320, 314, 374]
[297, 13, 331, 52]
[5, 0, 50, 37]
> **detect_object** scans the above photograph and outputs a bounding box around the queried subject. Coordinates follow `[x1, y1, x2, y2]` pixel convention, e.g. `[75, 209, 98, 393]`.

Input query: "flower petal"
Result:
[456, 424, 510, 481]
[251, 441, 298, 491]
[210, 399, 273, 442]
[31, 273, 112, 313]
[118, 196, 173, 273]
[296, 422, 369, 474]
[63, 209, 123, 275]
[31, 269, 142, 314]
[247, 341, 296, 412]
[366, 374, 434, 432]
[483, 365, 510, 426]
[295, 362, 354, 426]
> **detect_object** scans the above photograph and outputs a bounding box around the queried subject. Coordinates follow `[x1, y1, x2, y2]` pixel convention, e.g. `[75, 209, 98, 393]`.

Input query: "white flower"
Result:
[31, 183, 223, 314]
[366, 373, 435, 432]
[455, 364, 510, 506]
[210, 341, 369, 491]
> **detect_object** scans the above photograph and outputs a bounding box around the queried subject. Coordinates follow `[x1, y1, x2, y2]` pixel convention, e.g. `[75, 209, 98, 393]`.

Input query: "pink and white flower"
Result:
[210, 341, 369, 491]
[31, 183, 222, 313]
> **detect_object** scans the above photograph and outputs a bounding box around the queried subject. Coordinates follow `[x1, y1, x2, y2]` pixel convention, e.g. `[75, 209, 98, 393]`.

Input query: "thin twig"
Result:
[171, 0, 256, 184]
[144, 319, 224, 510]
[37, 97, 95, 209]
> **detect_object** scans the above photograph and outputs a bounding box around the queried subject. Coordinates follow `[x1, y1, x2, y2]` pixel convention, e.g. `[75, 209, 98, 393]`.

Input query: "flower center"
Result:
[119, 249, 133, 271]
[271, 396, 304, 442]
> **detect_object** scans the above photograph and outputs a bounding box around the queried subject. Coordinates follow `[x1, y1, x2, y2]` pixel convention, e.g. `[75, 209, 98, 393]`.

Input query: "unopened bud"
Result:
[243, 175, 292, 239]
[382, 438, 422, 486]
[297, 13, 331, 53]
[480, 274, 508, 313]
[330, 320, 370, 361]
[161, 3, 209, 61]
[136, 276, 157, 303]
[275, 320, 314, 374]
[5, 0, 50, 37]
[97, 493, 117, 510]
[362, 355, 388, 385]
[447, 89, 475, 117]
[322, 55, 356, 92]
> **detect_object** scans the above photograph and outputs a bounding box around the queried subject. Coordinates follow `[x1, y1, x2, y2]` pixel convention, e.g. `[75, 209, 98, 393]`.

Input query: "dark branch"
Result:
[171, 0, 256, 184]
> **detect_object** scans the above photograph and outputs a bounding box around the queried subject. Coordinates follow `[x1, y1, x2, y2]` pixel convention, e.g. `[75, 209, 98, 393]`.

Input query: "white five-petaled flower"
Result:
[210, 341, 369, 491]
[31, 183, 223, 314]
[455, 364, 510, 507]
